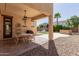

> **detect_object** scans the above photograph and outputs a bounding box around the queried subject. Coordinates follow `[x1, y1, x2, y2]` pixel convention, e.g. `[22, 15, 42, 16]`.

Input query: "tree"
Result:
[54, 12, 61, 25]
[37, 23, 48, 31]
[66, 15, 79, 32]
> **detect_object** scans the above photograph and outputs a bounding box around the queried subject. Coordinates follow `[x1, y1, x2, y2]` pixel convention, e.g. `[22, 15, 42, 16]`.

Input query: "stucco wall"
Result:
[0, 12, 37, 40]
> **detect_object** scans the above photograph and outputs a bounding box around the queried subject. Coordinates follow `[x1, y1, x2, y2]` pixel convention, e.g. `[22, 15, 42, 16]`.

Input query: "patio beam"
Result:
[31, 14, 47, 20]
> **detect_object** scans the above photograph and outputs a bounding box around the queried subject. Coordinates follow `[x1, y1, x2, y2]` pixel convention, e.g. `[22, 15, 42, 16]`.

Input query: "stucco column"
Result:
[48, 15, 53, 40]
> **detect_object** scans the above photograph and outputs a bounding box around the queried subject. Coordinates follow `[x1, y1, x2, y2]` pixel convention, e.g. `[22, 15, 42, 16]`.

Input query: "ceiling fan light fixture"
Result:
[23, 16, 27, 20]
[22, 10, 27, 20]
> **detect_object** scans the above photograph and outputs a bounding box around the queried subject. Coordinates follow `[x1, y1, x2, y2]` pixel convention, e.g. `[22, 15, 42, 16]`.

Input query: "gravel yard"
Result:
[54, 35, 79, 56]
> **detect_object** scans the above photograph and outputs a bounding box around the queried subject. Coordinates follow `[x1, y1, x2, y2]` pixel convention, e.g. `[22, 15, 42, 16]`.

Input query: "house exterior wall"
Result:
[0, 12, 37, 40]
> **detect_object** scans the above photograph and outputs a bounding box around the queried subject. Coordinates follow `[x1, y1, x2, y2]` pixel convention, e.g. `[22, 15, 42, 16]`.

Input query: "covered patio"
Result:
[0, 3, 57, 56]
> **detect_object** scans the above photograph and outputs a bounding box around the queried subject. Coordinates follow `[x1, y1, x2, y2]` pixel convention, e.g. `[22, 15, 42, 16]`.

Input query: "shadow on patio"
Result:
[0, 39, 58, 56]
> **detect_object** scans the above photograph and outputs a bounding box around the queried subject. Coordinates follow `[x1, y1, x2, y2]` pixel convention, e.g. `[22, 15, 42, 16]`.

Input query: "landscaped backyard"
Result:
[0, 3, 79, 56]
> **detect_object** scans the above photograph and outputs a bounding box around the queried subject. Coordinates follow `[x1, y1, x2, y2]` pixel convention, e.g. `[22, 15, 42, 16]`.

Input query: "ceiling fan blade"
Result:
[24, 16, 31, 18]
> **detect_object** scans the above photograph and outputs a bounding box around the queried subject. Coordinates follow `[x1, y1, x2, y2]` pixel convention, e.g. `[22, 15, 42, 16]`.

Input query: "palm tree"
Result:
[54, 12, 61, 25]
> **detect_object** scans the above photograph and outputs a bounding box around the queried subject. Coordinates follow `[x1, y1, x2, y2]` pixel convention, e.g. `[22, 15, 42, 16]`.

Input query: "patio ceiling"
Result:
[0, 3, 52, 20]
[25, 3, 52, 16]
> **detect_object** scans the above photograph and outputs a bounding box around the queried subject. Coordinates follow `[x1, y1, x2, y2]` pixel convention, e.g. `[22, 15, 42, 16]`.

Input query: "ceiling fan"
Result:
[22, 10, 32, 26]
[22, 10, 31, 20]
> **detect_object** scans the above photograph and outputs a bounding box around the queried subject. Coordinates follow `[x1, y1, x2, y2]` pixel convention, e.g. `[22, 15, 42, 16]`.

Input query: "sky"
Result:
[37, 3, 79, 26]
[54, 3, 79, 22]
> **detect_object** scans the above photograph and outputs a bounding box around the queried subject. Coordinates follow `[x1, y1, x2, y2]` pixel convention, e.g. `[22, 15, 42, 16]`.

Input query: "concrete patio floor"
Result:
[35, 32, 70, 40]
[0, 40, 40, 56]
[0, 36, 48, 56]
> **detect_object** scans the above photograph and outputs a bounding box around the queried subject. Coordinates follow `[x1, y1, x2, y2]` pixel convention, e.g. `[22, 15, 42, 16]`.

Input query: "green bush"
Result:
[53, 25, 62, 32]
[62, 26, 70, 30]
[53, 25, 71, 32]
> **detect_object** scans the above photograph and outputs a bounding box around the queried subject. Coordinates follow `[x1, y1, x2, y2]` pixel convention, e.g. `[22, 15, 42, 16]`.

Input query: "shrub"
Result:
[62, 26, 71, 30]
[53, 25, 62, 32]
[53, 25, 71, 32]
